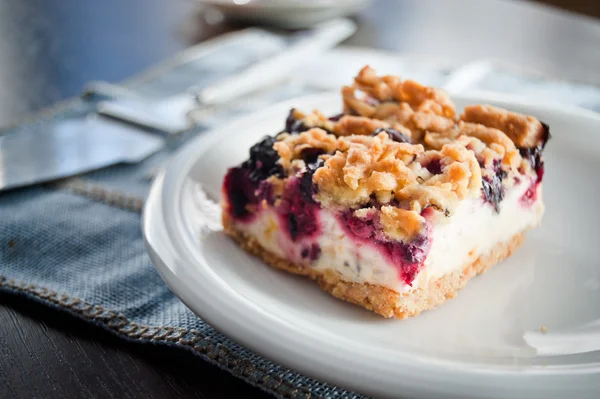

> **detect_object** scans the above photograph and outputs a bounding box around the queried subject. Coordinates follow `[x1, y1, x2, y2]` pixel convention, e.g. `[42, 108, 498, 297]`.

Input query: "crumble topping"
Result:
[348, 66, 456, 119]
[274, 128, 336, 170]
[461, 104, 547, 148]
[341, 66, 456, 142]
[226, 66, 549, 243]
[313, 131, 482, 223]
[273, 126, 483, 227]
[289, 108, 413, 138]
[313, 132, 424, 208]
[424, 122, 520, 173]
[379, 205, 425, 240]
[335, 115, 413, 137]
[288, 108, 336, 133]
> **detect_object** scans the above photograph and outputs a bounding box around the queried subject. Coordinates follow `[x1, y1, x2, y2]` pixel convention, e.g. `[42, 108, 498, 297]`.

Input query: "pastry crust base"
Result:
[223, 213, 525, 319]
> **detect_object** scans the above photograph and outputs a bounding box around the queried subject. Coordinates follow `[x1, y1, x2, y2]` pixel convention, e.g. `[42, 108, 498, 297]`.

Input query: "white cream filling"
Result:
[417, 180, 544, 289]
[235, 180, 543, 293]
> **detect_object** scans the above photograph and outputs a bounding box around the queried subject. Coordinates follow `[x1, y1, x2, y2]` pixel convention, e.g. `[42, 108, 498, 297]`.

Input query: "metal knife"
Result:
[95, 18, 356, 134]
[0, 20, 355, 192]
[0, 115, 164, 192]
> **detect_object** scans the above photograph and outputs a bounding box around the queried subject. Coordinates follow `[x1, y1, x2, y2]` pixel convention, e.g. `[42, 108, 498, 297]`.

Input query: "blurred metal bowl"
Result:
[198, 0, 371, 29]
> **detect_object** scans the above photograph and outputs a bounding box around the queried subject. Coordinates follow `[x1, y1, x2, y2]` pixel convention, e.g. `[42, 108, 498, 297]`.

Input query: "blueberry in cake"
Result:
[221, 66, 550, 319]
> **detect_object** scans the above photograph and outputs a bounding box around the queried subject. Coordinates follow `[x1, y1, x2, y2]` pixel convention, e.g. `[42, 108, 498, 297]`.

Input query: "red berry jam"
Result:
[340, 208, 431, 285]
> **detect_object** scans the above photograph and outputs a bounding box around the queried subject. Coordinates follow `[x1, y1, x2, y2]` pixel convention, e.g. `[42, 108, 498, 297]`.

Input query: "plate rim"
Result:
[143, 90, 600, 398]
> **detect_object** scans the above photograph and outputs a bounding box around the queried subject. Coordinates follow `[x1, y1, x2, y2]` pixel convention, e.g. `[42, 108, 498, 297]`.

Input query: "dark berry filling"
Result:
[300, 148, 325, 165]
[538, 122, 551, 149]
[328, 113, 344, 122]
[520, 146, 545, 183]
[256, 181, 275, 206]
[517, 122, 550, 206]
[300, 157, 324, 204]
[301, 243, 322, 262]
[481, 159, 507, 213]
[424, 158, 443, 175]
[340, 209, 431, 285]
[345, 210, 381, 240]
[284, 108, 309, 135]
[223, 167, 258, 220]
[277, 178, 320, 242]
[381, 234, 430, 284]
[309, 243, 321, 261]
[518, 122, 550, 184]
[223, 136, 283, 220]
[371, 127, 411, 144]
[247, 136, 284, 183]
[518, 145, 544, 207]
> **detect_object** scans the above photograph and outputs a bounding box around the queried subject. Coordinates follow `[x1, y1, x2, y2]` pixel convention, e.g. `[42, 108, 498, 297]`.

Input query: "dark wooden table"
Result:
[1, 0, 599, 398]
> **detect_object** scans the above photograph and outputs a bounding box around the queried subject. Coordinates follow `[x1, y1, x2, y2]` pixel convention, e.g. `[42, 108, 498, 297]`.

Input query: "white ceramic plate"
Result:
[143, 91, 600, 398]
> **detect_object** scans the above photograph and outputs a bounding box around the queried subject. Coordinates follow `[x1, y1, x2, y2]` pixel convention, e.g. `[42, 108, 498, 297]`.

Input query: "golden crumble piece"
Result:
[424, 121, 522, 175]
[273, 128, 337, 170]
[286, 108, 414, 140]
[313, 131, 483, 218]
[333, 115, 413, 139]
[341, 66, 457, 142]
[349, 205, 425, 242]
[457, 122, 521, 169]
[289, 108, 336, 133]
[351, 66, 456, 119]
[397, 80, 455, 119]
[412, 110, 456, 133]
[379, 205, 425, 240]
[460, 104, 547, 148]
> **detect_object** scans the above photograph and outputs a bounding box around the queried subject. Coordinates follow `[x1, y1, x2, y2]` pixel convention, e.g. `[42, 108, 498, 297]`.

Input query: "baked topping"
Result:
[461, 104, 547, 148]
[224, 66, 550, 243]
[346, 66, 456, 119]
[312, 131, 482, 218]
[313, 131, 425, 208]
[341, 66, 456, 142]
[424, 122, 520, 172]
[274, 128, 336, 171]
[287, 108, 414, 139]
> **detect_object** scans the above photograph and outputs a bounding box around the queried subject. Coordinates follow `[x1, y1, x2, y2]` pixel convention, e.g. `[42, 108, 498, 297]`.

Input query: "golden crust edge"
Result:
[222, 212, 526, 319]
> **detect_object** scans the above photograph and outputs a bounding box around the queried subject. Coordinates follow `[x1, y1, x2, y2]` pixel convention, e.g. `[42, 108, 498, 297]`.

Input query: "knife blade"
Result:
[0, 115, 164, 191]
[95, 18, 356, 134]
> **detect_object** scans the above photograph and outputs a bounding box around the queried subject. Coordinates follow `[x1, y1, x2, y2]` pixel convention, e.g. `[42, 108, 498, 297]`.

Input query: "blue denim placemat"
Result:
[2, 31, 600, 398]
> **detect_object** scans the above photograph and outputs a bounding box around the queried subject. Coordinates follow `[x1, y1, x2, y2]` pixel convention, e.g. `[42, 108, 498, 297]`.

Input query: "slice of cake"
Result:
[221, 66, 550, 319]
